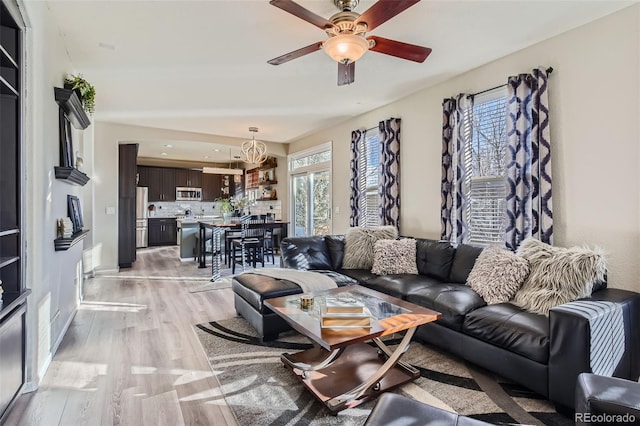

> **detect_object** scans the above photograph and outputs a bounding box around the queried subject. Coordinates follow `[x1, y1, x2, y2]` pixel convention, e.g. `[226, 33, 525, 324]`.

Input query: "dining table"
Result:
[197, 219, 289, 281]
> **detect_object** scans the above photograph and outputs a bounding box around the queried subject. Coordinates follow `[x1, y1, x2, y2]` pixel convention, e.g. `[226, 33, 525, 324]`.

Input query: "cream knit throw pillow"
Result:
[466, 246, 530, 304]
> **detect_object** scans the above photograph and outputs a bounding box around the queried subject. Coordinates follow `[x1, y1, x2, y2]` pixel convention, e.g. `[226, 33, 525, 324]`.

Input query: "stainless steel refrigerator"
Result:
[136, 187, 148, 248]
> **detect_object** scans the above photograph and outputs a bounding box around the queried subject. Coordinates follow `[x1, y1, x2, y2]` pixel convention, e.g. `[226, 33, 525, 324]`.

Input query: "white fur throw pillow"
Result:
[513, 238, 607, 315]
[342, 226, 398, 269]
[466, 246, 530, 304]
[371, 239, 418, 275]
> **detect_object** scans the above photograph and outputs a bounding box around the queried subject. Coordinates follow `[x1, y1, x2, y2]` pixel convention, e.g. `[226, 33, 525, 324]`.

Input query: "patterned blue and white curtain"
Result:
[349, 129, 363, 227]
[504, 67, 553, 250]
[378, 118, 401, 228]
[441, 94, 473, 244]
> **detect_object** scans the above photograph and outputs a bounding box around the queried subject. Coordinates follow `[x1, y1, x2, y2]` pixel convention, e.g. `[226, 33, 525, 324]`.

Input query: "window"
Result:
[359, 128, 380, 226]
[466, 90, 507, 245]
[289, 143, 332, 236]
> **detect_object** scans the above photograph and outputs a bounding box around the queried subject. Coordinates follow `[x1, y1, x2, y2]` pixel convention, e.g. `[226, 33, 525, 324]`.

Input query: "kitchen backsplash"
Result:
[148, 200, 282, 220]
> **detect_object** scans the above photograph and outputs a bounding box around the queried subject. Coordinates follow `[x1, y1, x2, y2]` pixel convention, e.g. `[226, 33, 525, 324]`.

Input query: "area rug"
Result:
[194, 317, 572, 426]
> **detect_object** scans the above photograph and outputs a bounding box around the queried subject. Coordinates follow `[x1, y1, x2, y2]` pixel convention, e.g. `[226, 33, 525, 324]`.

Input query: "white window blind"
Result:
[466, 91, 507, 245]
[359, 129, 380, 226]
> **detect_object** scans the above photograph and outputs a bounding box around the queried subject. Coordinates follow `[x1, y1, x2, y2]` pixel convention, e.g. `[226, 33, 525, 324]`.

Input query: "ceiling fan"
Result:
[267, 0, 432, 86]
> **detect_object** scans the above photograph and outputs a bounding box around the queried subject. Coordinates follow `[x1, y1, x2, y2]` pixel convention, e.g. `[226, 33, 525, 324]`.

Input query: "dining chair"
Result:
[230, 215, 265, 273]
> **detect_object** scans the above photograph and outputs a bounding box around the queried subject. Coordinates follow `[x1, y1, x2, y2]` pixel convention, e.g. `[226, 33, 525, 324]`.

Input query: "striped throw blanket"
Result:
[553, 300, 625, 376]
[244, 268, 338, 293]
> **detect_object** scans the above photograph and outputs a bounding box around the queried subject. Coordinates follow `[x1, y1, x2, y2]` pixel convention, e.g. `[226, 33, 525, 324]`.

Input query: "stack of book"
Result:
[58, 218, 74, 238]
[321, 297, 371, 329]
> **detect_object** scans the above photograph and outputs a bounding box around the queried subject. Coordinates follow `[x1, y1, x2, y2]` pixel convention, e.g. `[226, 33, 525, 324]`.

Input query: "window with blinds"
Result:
[467, 91, 507, 245]
[359, 129, 380, 226]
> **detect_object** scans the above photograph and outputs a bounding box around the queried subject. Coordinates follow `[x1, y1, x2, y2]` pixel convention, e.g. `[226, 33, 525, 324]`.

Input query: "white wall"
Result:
[92, 122, 288, 272]
[22, 1, 87, 385]
[289, 5, 640, 293]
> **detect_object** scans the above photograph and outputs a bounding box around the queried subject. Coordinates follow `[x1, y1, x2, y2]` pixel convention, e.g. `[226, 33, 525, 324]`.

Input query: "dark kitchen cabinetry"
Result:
[137, 165, 149, 187]
[175, 169, 201, 188]
[148, 218, 177, 246]
[147, 167, 175, 202]
[0, 5, 29, 423]
[118, 144, 138, 268]
[201, 173, 221, 201]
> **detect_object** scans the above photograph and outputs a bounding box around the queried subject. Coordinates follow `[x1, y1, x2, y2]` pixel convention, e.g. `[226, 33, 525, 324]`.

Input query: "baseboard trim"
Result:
[94, 267, 119, 275]
[38, 307, 78, 383]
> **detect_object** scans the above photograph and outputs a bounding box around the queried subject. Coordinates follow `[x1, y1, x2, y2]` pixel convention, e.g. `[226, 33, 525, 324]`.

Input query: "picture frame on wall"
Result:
[67, 195, 83, 233]
[59, 109, 74, 167]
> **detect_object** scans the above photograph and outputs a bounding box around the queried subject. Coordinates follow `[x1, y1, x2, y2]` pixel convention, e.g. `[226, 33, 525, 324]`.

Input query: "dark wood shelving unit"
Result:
[54, 166, 90, 186]
[54, 87, 91, 130]
[53, 229, 90, 251]
[0, 5, 27, 422]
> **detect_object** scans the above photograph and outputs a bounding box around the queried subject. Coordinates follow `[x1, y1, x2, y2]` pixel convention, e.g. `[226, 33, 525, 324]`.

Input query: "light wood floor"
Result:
[7, 246, 246, 426]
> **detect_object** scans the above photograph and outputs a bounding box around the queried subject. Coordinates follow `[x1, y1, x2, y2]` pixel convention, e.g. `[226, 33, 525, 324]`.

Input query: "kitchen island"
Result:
[177, 216, 221, 260]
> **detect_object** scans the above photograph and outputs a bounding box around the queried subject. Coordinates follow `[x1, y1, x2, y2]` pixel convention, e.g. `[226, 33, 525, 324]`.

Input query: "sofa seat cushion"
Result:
[337, 268, 379, 284]
[407, 284, 486, 330]
[233, 274, 303, 314]
[361, 275, 442, 300]
[462, 303, 549, 363]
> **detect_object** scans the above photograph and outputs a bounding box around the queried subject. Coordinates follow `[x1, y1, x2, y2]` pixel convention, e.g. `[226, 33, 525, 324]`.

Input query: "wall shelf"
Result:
[54, 87, 91, 130]
[54, 166, 90, 186]
[54, 229, 90, 251]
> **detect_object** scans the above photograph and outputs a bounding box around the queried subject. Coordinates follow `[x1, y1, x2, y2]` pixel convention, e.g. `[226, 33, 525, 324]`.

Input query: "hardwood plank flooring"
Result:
[7, 246, 247, 426]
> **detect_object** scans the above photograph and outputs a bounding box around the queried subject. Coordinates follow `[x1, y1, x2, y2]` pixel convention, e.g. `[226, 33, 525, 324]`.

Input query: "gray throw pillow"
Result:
[466, 246, 530, 304]
[342, 226, 398, 269]
[513, 238, 606, 315]
[371, 239, 418, 276]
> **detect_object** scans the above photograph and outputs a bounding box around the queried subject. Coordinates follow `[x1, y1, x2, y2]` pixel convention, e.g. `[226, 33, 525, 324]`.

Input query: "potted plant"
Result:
[64, 74, 96, 115]
[216, 198, 233, 223]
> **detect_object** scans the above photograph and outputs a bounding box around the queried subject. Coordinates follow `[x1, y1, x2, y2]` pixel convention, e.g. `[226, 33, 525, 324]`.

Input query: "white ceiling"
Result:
[46, 0, 634, 162]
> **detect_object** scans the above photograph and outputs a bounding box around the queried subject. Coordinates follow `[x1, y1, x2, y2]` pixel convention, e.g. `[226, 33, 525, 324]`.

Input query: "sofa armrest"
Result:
[575, 373, 640, 425]
[549, 289, 640, 409]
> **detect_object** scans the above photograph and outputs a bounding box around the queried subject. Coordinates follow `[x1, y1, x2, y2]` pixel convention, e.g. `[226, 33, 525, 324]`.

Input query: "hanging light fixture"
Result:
[241, 127, 268, 165]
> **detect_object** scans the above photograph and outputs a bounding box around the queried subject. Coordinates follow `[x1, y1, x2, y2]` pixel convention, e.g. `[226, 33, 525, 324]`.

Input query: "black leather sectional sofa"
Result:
[232, 235, 640, 410]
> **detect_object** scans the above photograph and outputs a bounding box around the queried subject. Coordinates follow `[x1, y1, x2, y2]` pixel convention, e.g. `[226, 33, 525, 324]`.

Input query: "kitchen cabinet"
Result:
[137, 165, 149, 187]
[147, 167, 176, 202]
[175, 169, 201, 188]
[118, 144, 138, 268]
[201, 173, 221, 201]
[148, 218, 177, 246]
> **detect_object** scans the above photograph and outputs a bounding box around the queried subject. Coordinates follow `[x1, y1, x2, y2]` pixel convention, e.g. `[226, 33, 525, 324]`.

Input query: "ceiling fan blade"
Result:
[338, 61, 355, 86]
[368, 36, 432, 63]
[355, 0, 421, 32]
[269, 0, 335, 30]
[267, 42, 324, 65]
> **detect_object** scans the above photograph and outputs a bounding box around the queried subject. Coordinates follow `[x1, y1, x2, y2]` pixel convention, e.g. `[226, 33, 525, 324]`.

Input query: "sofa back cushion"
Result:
[325, 235, 346, 270]
[448, 244, 483, 283]
[280, 236, 333, 270]
[415, 239, 456, 280]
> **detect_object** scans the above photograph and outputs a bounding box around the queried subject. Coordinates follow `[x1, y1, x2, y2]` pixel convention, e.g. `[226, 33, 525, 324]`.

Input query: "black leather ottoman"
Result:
[232, 271, 357, 341]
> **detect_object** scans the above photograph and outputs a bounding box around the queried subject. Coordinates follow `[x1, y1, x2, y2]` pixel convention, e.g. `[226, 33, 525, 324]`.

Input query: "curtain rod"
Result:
[466, 67, 553, 99]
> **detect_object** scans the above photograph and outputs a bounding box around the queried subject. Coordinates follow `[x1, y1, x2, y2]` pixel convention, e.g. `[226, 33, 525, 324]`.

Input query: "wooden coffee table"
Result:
[263, 285, 441, 413]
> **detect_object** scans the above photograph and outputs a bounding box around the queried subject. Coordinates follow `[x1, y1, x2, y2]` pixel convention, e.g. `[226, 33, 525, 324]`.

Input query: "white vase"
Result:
[223, 213, 232, 224]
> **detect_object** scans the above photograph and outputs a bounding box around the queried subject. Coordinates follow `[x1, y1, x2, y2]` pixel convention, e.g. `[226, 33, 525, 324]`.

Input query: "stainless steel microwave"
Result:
[176, 187, 202, 201]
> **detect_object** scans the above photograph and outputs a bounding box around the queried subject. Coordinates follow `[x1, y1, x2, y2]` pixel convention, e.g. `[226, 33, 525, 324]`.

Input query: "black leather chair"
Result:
[364, 393, 491, 426]
[575, 373, 640, 425]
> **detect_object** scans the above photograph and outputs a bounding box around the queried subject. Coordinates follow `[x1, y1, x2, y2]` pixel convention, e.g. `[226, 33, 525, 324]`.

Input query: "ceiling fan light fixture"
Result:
[322, 34, 369, 63]
[241, 126, 268, 165]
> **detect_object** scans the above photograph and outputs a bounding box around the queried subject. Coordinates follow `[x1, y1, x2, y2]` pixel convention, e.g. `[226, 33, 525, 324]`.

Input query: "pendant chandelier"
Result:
[241, 127, 268, 164]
